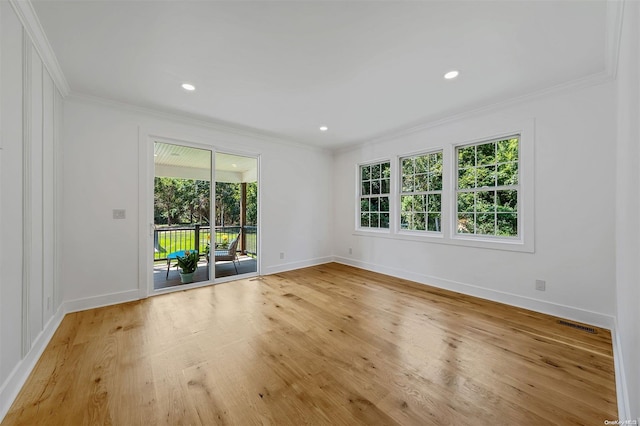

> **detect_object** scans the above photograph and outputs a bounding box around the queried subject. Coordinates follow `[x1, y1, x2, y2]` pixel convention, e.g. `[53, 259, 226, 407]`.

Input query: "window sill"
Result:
[352, 230, 533, 253]
[354, 228, 391, 236]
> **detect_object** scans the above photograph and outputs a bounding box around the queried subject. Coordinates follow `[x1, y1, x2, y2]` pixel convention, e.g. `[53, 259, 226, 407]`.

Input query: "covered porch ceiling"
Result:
[154, 143, 257, 183]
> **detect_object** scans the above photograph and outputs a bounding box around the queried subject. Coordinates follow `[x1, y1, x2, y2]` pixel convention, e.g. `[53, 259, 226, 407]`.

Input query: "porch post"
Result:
[240, 183, 247, 254]
[194, 224, 200, 253]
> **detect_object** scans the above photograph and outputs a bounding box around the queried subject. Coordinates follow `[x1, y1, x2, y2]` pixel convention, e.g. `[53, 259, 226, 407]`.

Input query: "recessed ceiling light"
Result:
[319, 126, 328, 132]
[181, 83, 196, 91]
[444, 70, 459, 80]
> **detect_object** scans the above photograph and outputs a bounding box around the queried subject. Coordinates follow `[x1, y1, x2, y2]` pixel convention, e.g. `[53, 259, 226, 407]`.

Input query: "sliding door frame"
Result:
[138, 129, 261, 298]
[212, 149, 261, 284]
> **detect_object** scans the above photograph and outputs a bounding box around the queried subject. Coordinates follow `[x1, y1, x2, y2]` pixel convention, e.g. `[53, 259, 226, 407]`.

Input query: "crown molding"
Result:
[337, 0, 626, 154]
[11, 0, 623, 156]
[9, 0, 70, 96]
[67, 92, 331, 154]
[606, 0, 625, 79]
[336, 70, 614, 154]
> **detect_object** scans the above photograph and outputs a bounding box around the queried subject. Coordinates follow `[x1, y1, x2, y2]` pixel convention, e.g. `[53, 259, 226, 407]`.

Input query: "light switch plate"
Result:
[113, 209, 126, 219]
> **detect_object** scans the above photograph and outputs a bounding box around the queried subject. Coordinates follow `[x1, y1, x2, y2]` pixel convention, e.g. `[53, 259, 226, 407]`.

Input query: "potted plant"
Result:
[217, 236, 229, 249]
[176, 250, 199, 283]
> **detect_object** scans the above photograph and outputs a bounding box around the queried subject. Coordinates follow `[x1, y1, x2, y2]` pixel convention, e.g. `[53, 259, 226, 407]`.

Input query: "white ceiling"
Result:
[32, 0, 611, 150]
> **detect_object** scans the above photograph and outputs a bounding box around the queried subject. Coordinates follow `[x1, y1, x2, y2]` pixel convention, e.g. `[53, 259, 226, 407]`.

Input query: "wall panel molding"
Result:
[8, 0, 69, 96]
[53, 88, 61, 309]
[20, 30, 31, 357]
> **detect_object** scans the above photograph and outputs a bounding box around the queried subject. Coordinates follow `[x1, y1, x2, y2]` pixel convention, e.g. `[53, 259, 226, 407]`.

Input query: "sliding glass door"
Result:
[213, 153, 258, 279]
[152, 142, 212, 290]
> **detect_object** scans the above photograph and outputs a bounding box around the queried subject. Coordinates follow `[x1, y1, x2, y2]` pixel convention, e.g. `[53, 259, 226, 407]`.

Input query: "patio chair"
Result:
[214, 234, 240, 274]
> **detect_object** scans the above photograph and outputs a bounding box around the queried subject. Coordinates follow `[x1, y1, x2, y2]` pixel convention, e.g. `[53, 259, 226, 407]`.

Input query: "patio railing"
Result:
[154, 225, 256, 260]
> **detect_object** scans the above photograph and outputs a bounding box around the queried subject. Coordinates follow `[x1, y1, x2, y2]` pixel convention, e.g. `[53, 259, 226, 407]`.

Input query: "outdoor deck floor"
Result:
[154, 256, 257, 290]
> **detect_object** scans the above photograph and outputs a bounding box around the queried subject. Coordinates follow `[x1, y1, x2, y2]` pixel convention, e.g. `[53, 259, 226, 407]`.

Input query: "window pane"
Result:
[497, 190, 517, 212]
[370, 213, 380, 228]
[497, 138, 519, 163]
[458, 213, 475, 234]
[477, 142, 496, 165]
[401, 212, 412, 229]
[458, 168, 475, 189]
[497, 213, 518, 236]
[402, 158, 414, 176]
[497, 162, 518, 186]
[430, 152, 443, 173]
[477, 191, 496, 212]
[477, 165, 496, 187]
[402, 175, 413, 192]
[414, 213, 426, 231]
[380, 196, 389, 212]
[428, 194, 441, 212]
[415, 155, 429, 173]
[414, 174, 428, 192]
[458, 146, 475, 168]
[414, 194, 426, 212]
[457, 192, 474, 213]
[359, 160, 390, 229]
[360, 213, 370, 227]
[371, 180, 381, 194]
[380, 213, 390, 229]
[398, 151, 442, 233]
[371, 197, 379, 212]
[477, 213, 496, 235]
[361, 165, 370, 180]
[401, 195, 414, 212]
[381, 178, 390, 194]
[381, 162, 391, 178]
[427, 213, 441, 232]
[429, 172, 443, 191]
[454, 137, 520, 239]
[371, 164, 381, 179]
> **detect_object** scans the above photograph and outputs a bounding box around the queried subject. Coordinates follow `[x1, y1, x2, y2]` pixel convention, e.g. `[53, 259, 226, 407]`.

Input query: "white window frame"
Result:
[352, 121, 534, 253]
[398, 149, 444, 236]
[356, 159, 392, 233]
[454, 136, 520, 239]
[448, 123, 534, 252]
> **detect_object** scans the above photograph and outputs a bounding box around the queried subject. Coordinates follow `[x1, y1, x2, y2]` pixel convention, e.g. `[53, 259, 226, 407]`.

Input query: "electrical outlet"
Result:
[535, 279, 546, 291]
[113, 209, 126, 219]
[348, 248, 352, 255]
[279, 252, 284, 260]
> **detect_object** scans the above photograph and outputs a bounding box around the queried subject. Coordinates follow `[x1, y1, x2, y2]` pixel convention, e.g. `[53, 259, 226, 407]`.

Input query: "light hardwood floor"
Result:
[3, 263, 617, 425]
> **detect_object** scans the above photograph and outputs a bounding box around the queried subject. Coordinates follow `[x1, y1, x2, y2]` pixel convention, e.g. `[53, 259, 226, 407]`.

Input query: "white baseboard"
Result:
[263, 256, 333, 276]
[334, 257, 631, 417]
[63, 289, 141, 314]
[0, 262, 625, 423]
[0, 288, 141, 422]
[612, 321, 632, 421]
[0, 305, 65, 422]
[333, 256, 615, 329]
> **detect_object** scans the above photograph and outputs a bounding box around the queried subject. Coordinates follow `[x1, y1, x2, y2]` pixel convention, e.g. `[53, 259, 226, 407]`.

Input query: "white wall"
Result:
[333, 81, 617, 327]
[0, 0, 63, 419]
[615, 0, 640, 420]
[61, 97, 334, 304]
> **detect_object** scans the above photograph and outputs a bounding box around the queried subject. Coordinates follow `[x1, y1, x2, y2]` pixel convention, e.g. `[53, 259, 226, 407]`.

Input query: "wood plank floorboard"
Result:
[3, 263, 617, 425]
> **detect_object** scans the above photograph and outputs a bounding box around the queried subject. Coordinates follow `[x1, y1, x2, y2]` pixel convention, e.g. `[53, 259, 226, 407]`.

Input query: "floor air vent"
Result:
[558, 320, 597, 334]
